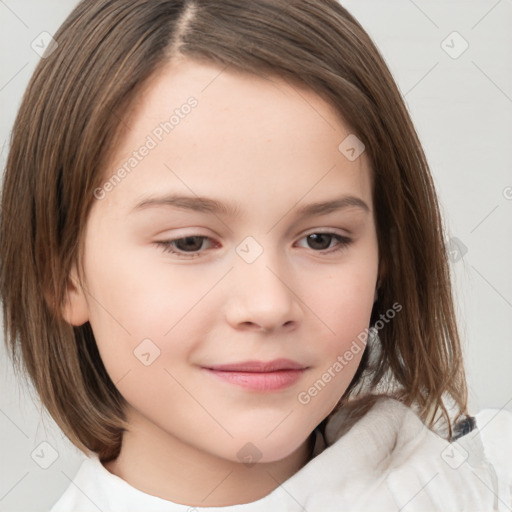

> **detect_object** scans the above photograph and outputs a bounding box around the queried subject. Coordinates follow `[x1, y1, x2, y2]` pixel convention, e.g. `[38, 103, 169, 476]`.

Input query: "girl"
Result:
[1, 0, 510, 510]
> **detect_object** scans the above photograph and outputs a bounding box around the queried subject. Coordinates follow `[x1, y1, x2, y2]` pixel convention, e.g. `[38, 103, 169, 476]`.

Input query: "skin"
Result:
[62, 58, 380, 507]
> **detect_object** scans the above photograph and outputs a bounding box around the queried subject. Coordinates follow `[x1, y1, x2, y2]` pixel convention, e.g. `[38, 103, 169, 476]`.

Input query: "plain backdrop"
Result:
[1, 1, 511, 511]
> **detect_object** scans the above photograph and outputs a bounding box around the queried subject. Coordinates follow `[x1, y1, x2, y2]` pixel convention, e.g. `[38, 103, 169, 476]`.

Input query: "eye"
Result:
[295, 232, 352, 254]
[155, 236, 215, 258]
[154, 231, 353, 259]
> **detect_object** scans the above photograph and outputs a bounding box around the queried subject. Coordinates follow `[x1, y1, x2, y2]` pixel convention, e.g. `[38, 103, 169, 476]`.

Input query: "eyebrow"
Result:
[130, 193, 370, 218]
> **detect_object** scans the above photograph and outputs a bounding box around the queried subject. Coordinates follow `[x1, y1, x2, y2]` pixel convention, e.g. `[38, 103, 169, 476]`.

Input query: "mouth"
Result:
[202, 359, 309, 392]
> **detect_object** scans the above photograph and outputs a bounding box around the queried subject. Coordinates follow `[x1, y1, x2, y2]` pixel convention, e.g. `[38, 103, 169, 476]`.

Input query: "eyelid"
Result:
[301, 227, 350, 237]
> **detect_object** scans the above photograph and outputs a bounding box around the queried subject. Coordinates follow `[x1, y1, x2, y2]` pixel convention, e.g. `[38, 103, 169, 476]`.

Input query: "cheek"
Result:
[296, 263, 376, 407]
[84, 235, 215, 330]
[312, 263, 377, 342]
[81, 244, 212, 382]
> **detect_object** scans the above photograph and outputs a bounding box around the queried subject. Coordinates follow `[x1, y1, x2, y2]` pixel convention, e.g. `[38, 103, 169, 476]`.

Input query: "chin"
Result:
[219, 433, 308, 466]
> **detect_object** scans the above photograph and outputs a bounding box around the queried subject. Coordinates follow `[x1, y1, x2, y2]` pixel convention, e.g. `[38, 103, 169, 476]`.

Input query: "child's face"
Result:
[67, 59, 379, 464]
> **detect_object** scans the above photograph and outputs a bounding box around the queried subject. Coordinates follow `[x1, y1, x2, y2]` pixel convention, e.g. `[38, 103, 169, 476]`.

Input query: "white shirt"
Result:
[49, 397, 512, 511]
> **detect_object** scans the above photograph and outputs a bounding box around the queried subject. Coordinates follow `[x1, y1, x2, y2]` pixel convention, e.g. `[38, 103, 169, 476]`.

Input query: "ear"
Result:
[61, 264, 89, 326]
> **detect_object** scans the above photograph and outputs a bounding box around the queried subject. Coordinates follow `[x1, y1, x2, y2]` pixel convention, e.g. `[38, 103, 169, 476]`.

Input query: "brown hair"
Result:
[0, 0, 468, 462]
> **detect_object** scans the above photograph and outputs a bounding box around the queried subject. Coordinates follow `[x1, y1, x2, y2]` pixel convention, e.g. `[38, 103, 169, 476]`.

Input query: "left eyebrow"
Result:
[295, 196, 370, 217]
[129, 193, 370, 217]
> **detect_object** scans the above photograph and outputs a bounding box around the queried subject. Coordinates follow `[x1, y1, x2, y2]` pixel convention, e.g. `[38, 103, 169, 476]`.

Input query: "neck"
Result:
[102, 407, 315, 507]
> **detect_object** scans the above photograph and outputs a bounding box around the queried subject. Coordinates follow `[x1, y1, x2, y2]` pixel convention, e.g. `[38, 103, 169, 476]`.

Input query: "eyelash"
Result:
[154, 232, 352, 259]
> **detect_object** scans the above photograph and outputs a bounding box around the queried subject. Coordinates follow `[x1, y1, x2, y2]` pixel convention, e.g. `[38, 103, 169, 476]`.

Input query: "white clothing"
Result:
[49, 397, 512, 511]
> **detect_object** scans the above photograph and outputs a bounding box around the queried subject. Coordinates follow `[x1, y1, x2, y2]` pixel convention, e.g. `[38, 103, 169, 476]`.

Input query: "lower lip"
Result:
[203, 368, 306, 392]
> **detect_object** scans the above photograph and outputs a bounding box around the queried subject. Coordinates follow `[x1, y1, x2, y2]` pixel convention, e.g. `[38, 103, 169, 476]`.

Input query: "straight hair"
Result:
[0, 0, 468, 462]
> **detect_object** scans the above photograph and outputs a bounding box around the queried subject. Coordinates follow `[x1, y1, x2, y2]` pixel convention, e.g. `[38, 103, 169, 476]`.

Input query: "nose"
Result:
[224, 254, 301, 333]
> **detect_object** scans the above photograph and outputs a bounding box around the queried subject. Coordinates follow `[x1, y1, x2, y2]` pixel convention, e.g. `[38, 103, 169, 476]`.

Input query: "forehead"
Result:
[96, 58, 372, 217]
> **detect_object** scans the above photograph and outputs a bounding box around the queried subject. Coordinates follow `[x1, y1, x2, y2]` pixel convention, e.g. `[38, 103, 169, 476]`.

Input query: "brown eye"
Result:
[296, 232, 352, 253]
[154, 236, 215, 258]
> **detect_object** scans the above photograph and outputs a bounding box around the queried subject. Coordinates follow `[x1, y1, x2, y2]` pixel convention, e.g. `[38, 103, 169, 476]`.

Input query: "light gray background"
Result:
[1, 1, 511, 511]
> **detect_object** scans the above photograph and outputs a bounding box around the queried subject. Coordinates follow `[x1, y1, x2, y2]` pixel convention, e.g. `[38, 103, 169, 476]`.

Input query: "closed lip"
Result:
[204, 358, 307, 372]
